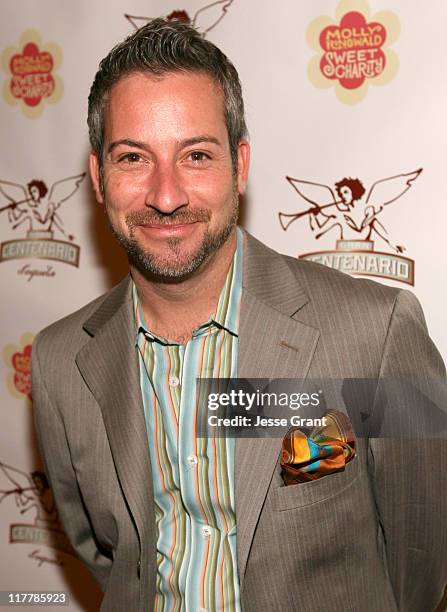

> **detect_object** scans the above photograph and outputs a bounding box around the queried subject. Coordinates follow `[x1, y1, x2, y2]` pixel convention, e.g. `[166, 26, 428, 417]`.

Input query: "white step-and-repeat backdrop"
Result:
[1, 1, 445, 609]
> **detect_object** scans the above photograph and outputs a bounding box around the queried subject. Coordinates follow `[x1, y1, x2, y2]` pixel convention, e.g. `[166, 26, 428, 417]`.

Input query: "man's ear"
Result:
[236, 140, 250, 195]
[89, 152, 104, 204]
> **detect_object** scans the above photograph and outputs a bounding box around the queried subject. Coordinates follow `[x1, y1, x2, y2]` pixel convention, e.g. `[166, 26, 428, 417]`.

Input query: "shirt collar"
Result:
[133, 226, 243, 345]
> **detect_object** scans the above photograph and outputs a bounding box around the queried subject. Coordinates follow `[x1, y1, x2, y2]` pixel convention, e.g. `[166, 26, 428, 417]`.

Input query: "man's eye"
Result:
[118, 153, 142, 163]
[189, 151, 210, 162]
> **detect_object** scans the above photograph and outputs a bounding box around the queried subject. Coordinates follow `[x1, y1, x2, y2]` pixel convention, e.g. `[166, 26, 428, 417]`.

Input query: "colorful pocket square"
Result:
[280, 409, 356, 485]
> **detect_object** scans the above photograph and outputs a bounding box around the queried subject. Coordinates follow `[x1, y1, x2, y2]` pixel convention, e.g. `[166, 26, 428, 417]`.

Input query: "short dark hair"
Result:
[27, 179, 48, 199]
[335, 177, 365, 203]
[87, 18, 248, 178]
[31, 470, 49, 490]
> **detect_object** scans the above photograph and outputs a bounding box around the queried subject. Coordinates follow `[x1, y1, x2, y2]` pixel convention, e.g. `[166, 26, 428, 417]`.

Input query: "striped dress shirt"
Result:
[134, 228, 243, 612]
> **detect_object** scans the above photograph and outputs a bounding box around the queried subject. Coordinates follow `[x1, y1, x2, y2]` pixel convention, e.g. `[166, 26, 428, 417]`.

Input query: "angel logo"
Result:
[0, 173, 85, 268]
[0, 461, 74, 559]
[279, 169, 422, 285]
[125, 0, 235, 36]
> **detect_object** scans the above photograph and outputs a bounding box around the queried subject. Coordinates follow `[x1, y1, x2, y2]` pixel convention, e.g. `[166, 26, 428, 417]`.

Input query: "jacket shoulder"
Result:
[33, 276, 130, 358]
[285, 252, 400, 302]
[244, 230, 402, 310]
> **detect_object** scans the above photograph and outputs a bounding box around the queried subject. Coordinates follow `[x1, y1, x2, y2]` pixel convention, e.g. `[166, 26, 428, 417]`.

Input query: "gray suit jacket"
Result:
[32, 231, 447, 611]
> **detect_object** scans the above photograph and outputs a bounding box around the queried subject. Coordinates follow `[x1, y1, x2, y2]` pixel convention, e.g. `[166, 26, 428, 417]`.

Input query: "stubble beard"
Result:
[107, 189, 239, 283]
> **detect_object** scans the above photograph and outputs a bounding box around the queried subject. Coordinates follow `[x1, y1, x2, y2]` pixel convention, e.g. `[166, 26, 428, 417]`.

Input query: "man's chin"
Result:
[122, 228, 235, 283]
[129, 251, 209, 283]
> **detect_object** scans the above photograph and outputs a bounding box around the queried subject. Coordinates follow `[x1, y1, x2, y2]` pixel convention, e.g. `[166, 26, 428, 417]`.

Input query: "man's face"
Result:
[32, 473, 46, 494]
[90, 71, 249, 281]
[29, 185, 40, 204]
[339, 185, 353, 206]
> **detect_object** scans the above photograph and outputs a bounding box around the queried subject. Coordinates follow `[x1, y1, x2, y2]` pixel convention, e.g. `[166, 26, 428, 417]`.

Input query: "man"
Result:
[32, 18, 446, 612]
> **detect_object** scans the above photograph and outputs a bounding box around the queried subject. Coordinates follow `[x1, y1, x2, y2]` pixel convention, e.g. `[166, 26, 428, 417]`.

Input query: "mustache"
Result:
[126, 208, 211, 227]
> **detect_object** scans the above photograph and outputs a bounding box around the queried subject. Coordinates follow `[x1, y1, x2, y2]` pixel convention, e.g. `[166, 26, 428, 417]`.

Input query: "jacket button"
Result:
[137, 560, 141, 579]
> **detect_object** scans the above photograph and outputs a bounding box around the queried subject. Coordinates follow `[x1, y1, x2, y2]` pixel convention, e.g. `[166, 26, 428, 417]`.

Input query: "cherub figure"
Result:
[279, 169, 422, 254]
[125, 0, 235, 37]
[0, 174, 85, 239]
[0, 463, 58, 528]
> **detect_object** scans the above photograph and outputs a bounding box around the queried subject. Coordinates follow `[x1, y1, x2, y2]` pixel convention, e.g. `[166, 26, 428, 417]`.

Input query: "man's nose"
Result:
[145, 163, 188, 214]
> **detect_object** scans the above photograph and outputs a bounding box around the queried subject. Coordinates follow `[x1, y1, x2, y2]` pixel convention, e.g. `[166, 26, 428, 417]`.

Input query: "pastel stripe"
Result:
[135, 228, 243, 611]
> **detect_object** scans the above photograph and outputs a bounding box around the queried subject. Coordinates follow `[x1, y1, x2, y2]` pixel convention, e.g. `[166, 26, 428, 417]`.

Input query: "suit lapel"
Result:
[75, 278, 155, 553]
[235, 233, 320, 585]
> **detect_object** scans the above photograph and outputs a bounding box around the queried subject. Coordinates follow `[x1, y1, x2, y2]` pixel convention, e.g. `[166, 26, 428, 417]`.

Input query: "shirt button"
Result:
[202, 525, 211, 539]
[187, 454, 198, 466]
[169, 375, 180, 387]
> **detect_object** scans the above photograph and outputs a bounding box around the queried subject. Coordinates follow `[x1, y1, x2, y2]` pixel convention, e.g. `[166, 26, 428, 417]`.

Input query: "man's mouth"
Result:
[136, 221, 199, 238]
[126, 208, 211, 240]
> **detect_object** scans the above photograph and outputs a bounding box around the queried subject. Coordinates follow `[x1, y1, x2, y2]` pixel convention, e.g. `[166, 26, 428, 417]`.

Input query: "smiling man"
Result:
[97, 71, 244, 280]
[32, 18, 446, 612]
[89, 67, 248, 344]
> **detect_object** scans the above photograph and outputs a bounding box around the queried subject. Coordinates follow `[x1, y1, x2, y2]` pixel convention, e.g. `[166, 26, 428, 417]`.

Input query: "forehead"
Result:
[103, 70, 227, 143]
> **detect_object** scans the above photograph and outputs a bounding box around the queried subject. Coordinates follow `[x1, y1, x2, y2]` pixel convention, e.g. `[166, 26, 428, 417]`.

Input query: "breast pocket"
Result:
[274, 455, 361, 511]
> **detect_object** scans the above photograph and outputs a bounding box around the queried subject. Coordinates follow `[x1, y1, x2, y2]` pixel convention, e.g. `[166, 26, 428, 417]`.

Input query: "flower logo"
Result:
[3, 332, 34, 402]
[2, 30, 63, 118]
[307, 0, 400, 104]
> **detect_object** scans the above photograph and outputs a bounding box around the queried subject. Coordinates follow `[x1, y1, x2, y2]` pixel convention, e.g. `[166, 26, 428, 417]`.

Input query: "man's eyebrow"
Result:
[107, 135, 222, 155]
[180, 136, 222, 148]
[107, 139, 149, 154]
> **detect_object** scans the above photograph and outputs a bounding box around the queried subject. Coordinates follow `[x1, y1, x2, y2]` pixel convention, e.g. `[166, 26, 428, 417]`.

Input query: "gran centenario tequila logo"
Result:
[0, 174, 85, 268]
[279, 169, 422, 285]
[0, 461, 74, 564]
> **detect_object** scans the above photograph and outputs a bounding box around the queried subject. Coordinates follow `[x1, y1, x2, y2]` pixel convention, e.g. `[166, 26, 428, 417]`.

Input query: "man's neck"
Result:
[131, 230, 237, 343]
